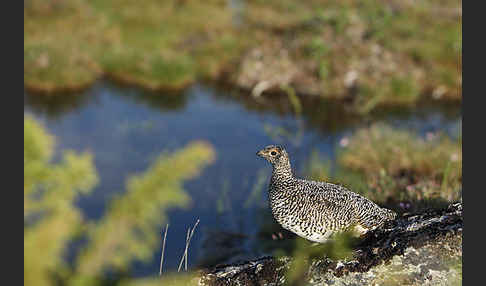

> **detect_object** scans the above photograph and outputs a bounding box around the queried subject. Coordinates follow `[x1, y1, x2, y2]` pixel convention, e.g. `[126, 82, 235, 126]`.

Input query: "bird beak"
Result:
[256, 150, 265, 157]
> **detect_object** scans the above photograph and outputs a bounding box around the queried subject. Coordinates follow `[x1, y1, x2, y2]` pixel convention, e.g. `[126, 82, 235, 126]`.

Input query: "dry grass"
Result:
[178, 219, 200, 272]
[159, 224, 169, 276]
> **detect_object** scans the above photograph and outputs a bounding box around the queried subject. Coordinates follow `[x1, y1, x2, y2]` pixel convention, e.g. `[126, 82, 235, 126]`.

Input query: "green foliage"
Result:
[357, 76, 420, 114]
[304, 124, 462, 204]
[307, 37, 330, 81]
[390, 76, 419, 100]
[281, 234, 355, 285]
[101, 49, 196, 90]
[304, 150, 333, 182]
[281, 85, 303, 116]
[118, 272, 198, 286]
[75, 141, 215, 276]
[24, 115, 216, 285]
[216, 178, 231, 214]
[24, 116, 98, 216]
[24, 115, 99, 286]
[244, 168, 269, 208]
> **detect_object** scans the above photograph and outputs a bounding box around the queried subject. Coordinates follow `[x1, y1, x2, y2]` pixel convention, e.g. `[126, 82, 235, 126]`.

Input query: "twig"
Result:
[185, 228, 190, 271]
[159, 224, 169, 276]
[178, 219, 200, 272]
[178, 230, 190, 272]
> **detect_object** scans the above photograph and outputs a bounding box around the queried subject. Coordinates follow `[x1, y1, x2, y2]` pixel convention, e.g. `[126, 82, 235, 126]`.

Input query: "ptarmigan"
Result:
[257, 145, 396, 243]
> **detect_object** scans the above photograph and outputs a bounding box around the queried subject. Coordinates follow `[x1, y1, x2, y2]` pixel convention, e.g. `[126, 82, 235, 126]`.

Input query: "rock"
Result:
[198, 203, 462, 285]
[233, 41, 303, 97]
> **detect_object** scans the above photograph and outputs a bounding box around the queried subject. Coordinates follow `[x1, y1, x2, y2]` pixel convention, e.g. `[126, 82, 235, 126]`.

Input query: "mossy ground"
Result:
[25, 0, 461, 113]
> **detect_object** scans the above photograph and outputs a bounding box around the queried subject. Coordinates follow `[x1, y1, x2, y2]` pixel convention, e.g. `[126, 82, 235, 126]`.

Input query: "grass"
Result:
[24, 0, 106, 93]
[159, 224, 169, 276]
[24, 0, 461, 113]
[242, 0, 461, 110]
[304, 124, 461, 210]
[24, 0, 248, 93]
[177, 219, 200, 272]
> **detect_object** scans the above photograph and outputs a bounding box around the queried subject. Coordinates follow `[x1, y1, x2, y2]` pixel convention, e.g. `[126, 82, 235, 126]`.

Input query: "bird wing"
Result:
[299, 180, 356, 207]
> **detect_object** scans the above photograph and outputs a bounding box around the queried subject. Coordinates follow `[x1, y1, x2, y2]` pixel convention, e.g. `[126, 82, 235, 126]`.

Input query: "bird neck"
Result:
[271, 160, 293, 181]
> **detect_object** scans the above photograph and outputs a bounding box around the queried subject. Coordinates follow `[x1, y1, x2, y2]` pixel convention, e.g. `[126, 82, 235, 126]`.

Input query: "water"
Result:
[24, 81, 461, 276]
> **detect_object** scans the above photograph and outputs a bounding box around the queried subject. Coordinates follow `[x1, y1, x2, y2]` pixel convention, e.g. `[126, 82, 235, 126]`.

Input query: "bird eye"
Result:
[270, 151, 277, 156]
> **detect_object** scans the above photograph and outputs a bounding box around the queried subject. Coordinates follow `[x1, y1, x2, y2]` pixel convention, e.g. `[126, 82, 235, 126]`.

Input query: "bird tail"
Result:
[383, 208, 397, 221]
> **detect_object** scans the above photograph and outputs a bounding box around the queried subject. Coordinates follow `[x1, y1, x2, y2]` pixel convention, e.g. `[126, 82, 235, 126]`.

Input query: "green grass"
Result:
[340, 124, 461, 203]
[24, 0, 461, 113]
[24, 0, 248, 93]
[24, 0, 105, 93]
[304, 124, 461, 209]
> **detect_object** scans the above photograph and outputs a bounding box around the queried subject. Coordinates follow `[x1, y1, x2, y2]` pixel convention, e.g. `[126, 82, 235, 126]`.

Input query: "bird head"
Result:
[256, 145, 290, 166]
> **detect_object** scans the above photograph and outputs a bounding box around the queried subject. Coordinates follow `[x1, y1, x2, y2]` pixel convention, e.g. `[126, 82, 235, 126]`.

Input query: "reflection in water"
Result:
[24, 87, 99, 119]
[198, 229, 248, 267]
[210, 84, 462, 135]
[24, 82, 191, 117]
[115, 85, 191, 112]
[24, 81, 461, 275]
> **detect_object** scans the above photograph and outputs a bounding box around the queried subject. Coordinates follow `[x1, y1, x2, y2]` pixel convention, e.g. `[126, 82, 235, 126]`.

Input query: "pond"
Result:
[24, 81, 461, 276]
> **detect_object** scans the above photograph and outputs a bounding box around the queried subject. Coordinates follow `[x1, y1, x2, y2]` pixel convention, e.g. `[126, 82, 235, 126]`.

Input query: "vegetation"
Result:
[24, 115, 215, 285]
[305, 123, 462, 211]
[25, 115, 99, 286]
[24, 0, 462, 283]
[24, 0, 106, 93]
[275, 233, 355, 285]
[277, 123, 462, 283]
[238, 0, 461, 110]
[24, 0, 246, 93]
[24, 0, 461, 113]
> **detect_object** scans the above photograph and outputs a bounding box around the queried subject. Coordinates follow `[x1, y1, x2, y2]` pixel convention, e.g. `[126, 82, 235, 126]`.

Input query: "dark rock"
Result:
[198, 202, 462, 285]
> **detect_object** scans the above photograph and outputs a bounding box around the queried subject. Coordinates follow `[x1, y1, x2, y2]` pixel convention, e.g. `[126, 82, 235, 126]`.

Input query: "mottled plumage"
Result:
[257, 145, 396, 243]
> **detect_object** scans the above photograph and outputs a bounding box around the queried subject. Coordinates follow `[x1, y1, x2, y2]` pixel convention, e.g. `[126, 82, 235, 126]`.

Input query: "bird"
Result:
[256, 145, 397, 243]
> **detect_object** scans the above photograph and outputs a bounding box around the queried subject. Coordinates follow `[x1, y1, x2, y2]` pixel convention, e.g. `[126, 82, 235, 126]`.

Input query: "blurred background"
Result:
[24, 0, 461, 285]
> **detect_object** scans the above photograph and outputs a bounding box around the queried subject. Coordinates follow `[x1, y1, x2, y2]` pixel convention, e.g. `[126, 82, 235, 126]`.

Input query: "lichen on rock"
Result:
[199, 203, 462, 286]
